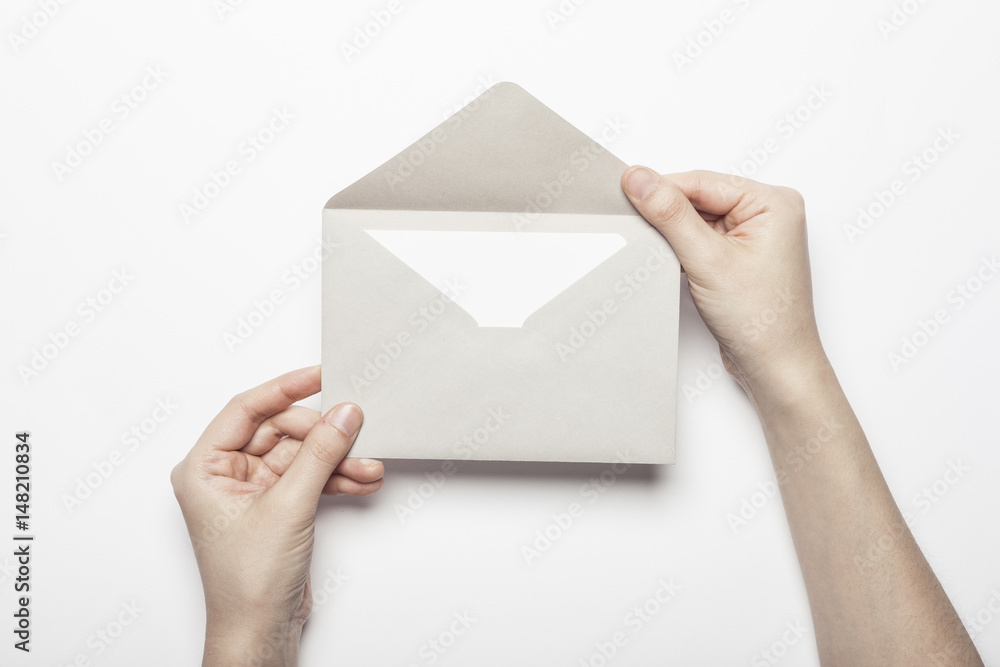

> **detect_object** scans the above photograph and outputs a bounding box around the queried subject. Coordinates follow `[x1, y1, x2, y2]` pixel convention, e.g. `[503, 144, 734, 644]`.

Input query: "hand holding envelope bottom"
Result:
[322, 83, 680, 464]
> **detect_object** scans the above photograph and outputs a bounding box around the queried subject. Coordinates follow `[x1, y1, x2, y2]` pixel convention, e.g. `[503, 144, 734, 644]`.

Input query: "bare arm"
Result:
[171, 367, 384, 666]
[621, 167, 982, 666]
[746, 349, 980, 665]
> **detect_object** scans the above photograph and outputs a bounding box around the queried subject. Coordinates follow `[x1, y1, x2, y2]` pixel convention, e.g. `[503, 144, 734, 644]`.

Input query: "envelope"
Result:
[322, 82, 680, 464]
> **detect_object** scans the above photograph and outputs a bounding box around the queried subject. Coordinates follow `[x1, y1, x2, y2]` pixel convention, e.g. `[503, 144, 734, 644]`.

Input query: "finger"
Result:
[663, 170, 757, 214]
[322, 476, 384, 497]
[195, 365, 321, 454]
[242, 406, 320, 456]
[621, 166, 719, 267]
[334, 457, 385, 483]
[259, 437, 301, 475]
[262, 437, 384, 484]
[662, 170, 775, 231]
[273, 402, 364, 507]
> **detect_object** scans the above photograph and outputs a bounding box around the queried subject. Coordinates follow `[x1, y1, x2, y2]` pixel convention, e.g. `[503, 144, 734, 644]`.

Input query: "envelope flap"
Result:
[325, 82, 637, 215]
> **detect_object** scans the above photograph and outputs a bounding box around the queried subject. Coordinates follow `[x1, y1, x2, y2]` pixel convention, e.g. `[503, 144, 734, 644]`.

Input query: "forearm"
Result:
[744, 350, 982, 666]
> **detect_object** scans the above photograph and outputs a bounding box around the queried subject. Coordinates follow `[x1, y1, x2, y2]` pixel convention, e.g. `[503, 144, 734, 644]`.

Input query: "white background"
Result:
[2, 0, 999, 665]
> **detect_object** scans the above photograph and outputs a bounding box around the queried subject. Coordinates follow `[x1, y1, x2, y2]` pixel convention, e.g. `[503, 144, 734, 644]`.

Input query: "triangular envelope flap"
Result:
[364, 230, 626, 328]
[325, 82, 637, 215]
[325, 219, 478, 334]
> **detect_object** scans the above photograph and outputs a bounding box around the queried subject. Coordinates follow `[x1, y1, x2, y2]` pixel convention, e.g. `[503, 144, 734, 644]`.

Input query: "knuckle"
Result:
[650, 187, 688, 224]
[779, 186, 806, 210]
[274, 380, 299, 405]
[359, 478, 384, 496]
[725, 172, 745, 187]
[232, 393, 267, 425]
[224, 392, 246, 416]
[688, 169, 719, 189]
[169, 462, 185, 495]
[324, 476, 346, 496]
[308, 427, 348, 467]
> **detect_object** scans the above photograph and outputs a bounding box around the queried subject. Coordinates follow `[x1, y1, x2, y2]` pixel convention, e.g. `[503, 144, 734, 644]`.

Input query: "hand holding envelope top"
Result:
[322, 82, 681, 464]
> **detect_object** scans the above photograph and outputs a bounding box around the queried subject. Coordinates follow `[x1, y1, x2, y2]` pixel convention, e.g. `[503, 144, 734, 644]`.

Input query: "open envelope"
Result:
[322, 82, 680, 464]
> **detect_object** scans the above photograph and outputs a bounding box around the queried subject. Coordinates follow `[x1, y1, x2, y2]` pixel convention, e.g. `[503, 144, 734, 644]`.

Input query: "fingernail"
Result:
[625, 166, 659, 200]
[325, 403, 362, 436]
[360, 458, 379, 467]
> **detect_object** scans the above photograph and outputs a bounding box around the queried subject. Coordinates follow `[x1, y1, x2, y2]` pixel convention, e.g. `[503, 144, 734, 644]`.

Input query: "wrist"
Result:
[204, 613, 303, 667]
[731, 340, 836, 410]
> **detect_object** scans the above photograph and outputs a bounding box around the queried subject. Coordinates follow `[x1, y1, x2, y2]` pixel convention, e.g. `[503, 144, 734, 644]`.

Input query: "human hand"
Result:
[170, 365, 384, 666]
[621, 168, 826, 389]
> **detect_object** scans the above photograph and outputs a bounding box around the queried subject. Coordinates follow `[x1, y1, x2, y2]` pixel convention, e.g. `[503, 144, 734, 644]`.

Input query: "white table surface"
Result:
[3, 0, 998, 664]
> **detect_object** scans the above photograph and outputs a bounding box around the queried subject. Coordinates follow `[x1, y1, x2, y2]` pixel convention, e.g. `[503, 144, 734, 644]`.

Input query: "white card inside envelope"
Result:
[364, 230, 626, 327]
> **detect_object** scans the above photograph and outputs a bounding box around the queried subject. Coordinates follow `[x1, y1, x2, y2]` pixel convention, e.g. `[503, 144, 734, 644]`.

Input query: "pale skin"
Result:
[172, 168, 983, 666]
[621, 167, 983, 666]
[171, 372, 383, 666]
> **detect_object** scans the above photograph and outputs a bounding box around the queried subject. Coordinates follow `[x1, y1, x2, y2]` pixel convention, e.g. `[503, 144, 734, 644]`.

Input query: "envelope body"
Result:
[322, 82, 679, 464]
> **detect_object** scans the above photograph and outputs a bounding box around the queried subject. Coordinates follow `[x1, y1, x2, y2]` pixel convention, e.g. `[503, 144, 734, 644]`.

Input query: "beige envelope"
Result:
[322, 82, 679, 464]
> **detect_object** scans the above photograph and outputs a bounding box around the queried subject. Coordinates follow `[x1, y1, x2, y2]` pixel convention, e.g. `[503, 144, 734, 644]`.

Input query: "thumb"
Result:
[274, 402, 363, 508]
[621, 166, 717, 267]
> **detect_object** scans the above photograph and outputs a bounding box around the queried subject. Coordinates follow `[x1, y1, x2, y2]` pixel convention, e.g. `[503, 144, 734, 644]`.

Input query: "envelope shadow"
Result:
[383, 458, 667, 486]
